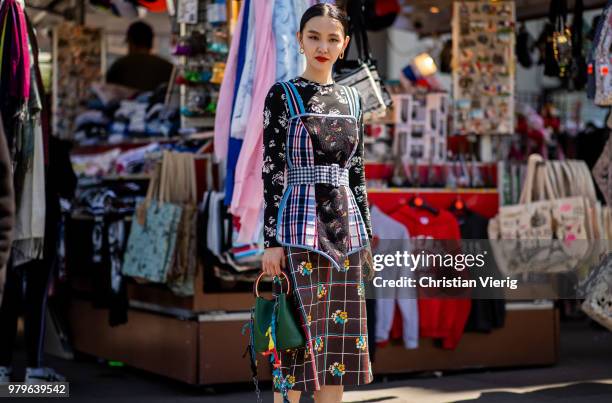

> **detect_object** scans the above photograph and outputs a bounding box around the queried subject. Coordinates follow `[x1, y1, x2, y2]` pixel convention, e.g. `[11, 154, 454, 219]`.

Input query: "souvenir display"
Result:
[52, 23, 104, 139]
[452, 0, 515, 135]
[176, 0, 229, 128]
[392, 93, 448, 164]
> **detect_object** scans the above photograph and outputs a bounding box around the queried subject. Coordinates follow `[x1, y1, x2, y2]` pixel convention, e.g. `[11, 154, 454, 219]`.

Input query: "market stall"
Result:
[0, 0, 610, 390]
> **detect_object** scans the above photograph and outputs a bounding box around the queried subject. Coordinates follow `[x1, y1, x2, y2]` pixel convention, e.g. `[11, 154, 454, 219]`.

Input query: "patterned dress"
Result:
[262, 76, 373, 391]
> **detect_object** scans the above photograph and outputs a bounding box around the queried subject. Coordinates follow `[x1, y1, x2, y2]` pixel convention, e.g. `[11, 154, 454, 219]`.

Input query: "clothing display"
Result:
[370, 205, 418, 349]
[390, 204, 471, 350]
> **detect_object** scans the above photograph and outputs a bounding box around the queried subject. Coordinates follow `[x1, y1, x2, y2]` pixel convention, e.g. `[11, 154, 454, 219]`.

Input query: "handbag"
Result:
[580, 253, 612, 331]
[251, 272, 305, 353]
[166, 152, 199, 296]
[122, 151, 183, 283]
[489, 155, 597, 274]
[334, 0, 391, 120]
[594, 3, 612, 105]
[244, 272, 305, 403]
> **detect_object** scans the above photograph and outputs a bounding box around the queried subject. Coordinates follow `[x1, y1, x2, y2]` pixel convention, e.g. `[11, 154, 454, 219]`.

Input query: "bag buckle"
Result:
[329, 164, 340, 187]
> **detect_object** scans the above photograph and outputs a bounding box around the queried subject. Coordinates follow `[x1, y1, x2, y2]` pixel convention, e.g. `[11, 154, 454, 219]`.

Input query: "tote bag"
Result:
[122, 152, 183, 283]
[489, 155, 593, 274]
[581, 253, 612, 331]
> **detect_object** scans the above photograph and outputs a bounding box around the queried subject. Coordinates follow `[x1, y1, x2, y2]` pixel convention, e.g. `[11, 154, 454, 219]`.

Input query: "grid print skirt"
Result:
[271, 247, 374, 392]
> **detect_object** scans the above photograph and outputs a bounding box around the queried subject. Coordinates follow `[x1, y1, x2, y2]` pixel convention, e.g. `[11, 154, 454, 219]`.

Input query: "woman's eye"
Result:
[309, 36, 318, 40]
[330, 38, 339, 43]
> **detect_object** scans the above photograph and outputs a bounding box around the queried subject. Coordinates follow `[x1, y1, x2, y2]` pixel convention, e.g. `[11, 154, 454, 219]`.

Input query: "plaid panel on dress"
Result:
[276, 81, 369, 264]
[272, 247, 374, 392]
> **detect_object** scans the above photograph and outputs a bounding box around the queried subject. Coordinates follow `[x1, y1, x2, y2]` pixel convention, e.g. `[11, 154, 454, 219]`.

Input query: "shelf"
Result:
[368, 187, 498, 194]
[73, 131, 214, 153]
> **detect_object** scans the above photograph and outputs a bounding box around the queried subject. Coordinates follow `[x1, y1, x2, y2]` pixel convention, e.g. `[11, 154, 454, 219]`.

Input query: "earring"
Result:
[300, 48, 305, 54]
[339, 51, 345, 59]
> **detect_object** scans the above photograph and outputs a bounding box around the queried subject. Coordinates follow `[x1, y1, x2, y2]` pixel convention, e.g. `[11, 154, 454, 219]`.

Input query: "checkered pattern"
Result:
[275, 81, 369, 261]
[271, 247, 374, 392]
[287, 165, 350, 187]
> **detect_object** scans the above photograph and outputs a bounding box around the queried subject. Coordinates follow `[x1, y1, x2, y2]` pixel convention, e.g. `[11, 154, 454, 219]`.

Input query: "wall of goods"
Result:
[53, 0, 612, 387]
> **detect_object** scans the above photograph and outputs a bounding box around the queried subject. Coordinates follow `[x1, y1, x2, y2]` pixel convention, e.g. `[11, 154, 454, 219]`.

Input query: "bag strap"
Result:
[279, 81, 305, 118]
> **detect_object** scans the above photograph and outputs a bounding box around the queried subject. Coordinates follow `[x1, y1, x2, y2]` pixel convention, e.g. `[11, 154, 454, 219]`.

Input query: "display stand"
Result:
[66, 187, 559, 385]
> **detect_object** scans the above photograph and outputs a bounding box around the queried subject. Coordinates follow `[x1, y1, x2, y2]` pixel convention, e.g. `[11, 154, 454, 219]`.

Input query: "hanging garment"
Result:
[12, 88, 46, 266]
[213, 0, 246, 162]
[452, 208, 506, 333]
[390, 205, 471, 350]
[224, 0, 251, 205]
[273, 0, 307, 83]
[0, 113, 14, 303]
[230, 0, 277, 243]
[0, 0, 30, 102]
[230, 0, 256, 140]
[370, 205, 418, 349]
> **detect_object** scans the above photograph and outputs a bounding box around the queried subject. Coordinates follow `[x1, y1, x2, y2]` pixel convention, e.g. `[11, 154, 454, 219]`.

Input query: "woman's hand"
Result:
[362, 245, 375, 282]
[262, 247, 286, 277]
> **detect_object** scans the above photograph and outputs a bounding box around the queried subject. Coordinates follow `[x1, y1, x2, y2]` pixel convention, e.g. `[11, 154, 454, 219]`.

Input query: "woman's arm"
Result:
[262, 83, 289, 248]
[348, 93, 372, 239]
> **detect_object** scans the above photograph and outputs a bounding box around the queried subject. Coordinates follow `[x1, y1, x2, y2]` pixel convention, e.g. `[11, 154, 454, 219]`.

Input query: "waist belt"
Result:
[287, 164, 349, 187]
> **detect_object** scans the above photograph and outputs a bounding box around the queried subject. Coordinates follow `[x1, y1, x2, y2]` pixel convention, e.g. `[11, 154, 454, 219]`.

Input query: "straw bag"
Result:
[122, 151, 183, 283]
[581, 253, 612, 331]
[165, 152, 199, 296]
[489, 155, 596, 274]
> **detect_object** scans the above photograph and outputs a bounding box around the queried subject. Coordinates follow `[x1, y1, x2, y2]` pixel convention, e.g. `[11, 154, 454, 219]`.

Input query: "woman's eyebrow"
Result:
[306, 29, 340, 38]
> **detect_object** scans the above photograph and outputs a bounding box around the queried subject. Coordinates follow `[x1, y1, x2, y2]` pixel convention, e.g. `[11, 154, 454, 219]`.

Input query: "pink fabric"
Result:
[230, 0, 276, 242]
[213, 0, 245, 162]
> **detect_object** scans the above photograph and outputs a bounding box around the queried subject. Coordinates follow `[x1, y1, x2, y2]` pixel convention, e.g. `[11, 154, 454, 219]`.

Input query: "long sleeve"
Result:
[348, 94, 372, 239]
[262, 83, 289, 248]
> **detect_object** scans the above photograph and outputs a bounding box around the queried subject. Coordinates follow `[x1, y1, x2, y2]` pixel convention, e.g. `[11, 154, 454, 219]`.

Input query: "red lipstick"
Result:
[315, 56, 329, 63]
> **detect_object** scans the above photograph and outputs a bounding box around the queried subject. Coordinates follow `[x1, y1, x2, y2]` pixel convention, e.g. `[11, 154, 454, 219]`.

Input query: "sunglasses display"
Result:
[452, 0, 516, 135]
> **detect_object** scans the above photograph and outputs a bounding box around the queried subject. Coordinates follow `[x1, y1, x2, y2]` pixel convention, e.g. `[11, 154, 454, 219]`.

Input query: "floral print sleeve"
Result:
[348, 94, 373, 239]
[262, 82, 289, 248]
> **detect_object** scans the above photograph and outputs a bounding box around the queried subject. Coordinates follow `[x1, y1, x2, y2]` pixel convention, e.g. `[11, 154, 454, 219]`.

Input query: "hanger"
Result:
[408, 194, 439, 215]
[449, 194, 467, 214]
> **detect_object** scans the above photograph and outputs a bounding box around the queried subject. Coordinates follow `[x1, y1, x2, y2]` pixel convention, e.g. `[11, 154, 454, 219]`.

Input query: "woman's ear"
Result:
[296, 31, 303, 49]
[343, 35, 350, 53]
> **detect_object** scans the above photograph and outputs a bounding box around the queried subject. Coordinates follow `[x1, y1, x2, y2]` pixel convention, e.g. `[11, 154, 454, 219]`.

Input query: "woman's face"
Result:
[298, 16, 349, 72]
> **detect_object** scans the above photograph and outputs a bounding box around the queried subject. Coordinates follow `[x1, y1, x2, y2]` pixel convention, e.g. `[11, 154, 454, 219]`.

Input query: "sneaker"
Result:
[0, 366, 11, 384]
[25, 367, 66, 384]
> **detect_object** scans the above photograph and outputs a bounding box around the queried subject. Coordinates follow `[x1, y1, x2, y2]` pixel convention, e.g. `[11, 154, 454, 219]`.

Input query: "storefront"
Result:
[0, 0, 610, 393]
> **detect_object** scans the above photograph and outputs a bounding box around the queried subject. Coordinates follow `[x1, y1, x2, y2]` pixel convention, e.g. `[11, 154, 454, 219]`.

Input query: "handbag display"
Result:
[488, 154, 601, 274]
[122, 151, 184, 283]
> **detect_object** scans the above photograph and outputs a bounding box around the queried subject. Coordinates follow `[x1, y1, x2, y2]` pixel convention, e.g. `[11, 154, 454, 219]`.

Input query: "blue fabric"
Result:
[224, 0, 251, 205]
[273, 0, 307, 82]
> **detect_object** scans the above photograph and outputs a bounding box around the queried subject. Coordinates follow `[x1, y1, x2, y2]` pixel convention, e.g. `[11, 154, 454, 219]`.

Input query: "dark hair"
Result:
[127, 21, 154, 49]
[299, 3, 349, 35]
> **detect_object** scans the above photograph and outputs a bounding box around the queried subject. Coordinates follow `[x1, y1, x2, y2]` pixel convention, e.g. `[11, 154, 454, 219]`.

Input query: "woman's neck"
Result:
[300, 68, 334, 85]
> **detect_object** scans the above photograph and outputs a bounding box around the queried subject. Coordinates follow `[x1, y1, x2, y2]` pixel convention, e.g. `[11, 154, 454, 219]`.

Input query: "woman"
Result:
[261, 4, 374, 402]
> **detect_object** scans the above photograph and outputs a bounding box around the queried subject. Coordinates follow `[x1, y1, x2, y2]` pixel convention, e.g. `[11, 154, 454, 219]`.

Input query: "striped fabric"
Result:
[275, 81, 369, 269]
